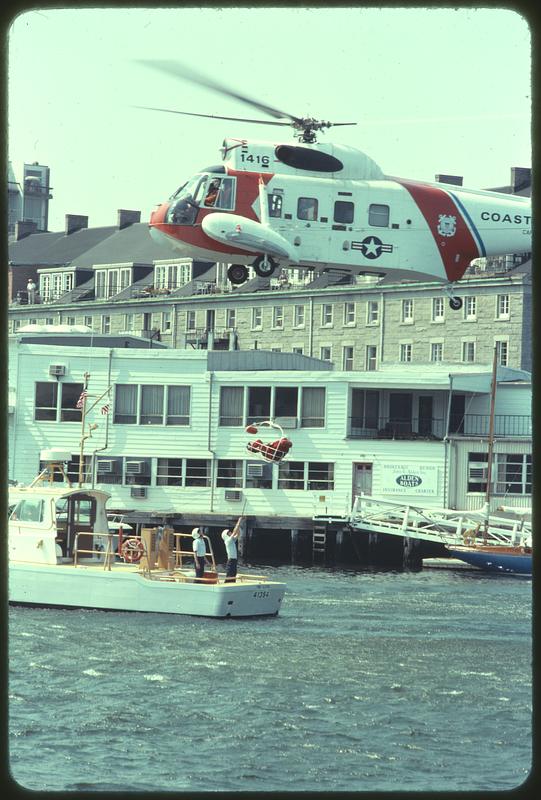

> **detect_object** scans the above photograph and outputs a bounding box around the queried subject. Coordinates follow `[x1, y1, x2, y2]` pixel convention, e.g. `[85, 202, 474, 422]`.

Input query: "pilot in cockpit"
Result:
[204, 178, 221, 207]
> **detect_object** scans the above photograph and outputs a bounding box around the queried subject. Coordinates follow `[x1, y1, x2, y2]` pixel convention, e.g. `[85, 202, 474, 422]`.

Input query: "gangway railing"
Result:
[348, 494, 531, 548]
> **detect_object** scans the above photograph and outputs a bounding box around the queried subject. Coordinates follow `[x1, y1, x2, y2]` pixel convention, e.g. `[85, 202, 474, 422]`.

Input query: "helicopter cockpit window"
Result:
[368, 204, 390, 227]
[297, 197, 318, 221]
[203, 176, 235, 210]
[334, 201, 354, 224]
[166, 175, 206, 225]
[268, 194, 283, 218]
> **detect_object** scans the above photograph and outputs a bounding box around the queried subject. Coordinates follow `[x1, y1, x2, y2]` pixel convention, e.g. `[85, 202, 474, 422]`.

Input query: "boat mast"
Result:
[484, 346, 498, 522]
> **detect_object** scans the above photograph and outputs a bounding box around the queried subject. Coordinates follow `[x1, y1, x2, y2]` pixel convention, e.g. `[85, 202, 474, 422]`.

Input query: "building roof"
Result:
[207, 350, 333, 371]
[9, 226, 117, 267]
[67, 222, 178, 268]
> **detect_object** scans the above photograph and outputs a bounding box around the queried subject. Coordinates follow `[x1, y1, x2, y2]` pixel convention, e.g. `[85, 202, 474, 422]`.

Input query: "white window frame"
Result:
[320, 345, 332, 362]
[432, 297, 445, 323]
[496, 294, 510, 320]
[342, 345, 354, 371]
[293, 304, 305, 328]
[462, 340, 476, 363]
[343, 302, 356, 326]
[366, 300, 379, 326]
[401, 299, 414, 324]
[365, 345, 377, 371]
[399, 342, 412, 362]
[495, 338, 509, 367]
[272, 306, 284, 329]
[321, 304, 333, 327]
[251, 307, 262, 330]
[430, 341, 444, 362]
[464, 296, 477, 321]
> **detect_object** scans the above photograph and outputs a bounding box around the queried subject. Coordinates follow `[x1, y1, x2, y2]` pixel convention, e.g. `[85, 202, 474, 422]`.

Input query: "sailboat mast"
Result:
[484, 346, 498, 509]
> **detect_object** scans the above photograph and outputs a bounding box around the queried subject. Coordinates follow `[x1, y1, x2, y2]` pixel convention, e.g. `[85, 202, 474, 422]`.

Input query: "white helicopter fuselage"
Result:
[149, 138, 531, 285]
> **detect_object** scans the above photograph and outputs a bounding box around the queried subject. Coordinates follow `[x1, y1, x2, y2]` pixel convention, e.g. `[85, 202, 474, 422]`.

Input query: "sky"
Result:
[7, 6, 532, 232]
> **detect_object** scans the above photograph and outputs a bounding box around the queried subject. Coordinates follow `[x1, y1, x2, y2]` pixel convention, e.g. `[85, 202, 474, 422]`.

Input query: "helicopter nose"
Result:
[150, 201, 170, 226]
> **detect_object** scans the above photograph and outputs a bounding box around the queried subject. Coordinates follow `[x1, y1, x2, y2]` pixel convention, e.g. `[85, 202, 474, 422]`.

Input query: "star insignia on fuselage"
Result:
[351, 236, 393, 259]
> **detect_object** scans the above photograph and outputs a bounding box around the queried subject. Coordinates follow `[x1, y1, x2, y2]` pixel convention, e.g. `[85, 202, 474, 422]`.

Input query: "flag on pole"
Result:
[100, 404, 110, 415]
[76, 391, 88, 409]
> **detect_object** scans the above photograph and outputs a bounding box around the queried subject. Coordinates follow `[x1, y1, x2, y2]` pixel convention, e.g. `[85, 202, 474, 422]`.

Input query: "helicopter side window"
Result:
[369, 204, 390, 227]
[334, 201, 354, 224]
[297, 197, 318, 221]
[203, 177, 235, 210]
[268, 194, 283, 218]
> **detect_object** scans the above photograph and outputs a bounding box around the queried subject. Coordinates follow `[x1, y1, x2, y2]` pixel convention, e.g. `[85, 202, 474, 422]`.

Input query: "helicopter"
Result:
[142, 61, 531, 308]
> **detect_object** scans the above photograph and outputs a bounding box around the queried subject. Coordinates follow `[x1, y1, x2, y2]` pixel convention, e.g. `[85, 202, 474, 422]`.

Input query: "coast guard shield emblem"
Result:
[437, 214, 457, 237]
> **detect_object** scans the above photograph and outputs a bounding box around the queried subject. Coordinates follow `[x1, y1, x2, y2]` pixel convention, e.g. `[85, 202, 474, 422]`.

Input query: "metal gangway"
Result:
[348, 494, 531, 548]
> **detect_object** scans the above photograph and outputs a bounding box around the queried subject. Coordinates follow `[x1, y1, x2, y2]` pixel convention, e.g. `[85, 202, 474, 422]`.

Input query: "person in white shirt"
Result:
[221, 518, 242, 583]
[192, 528, 207, 580]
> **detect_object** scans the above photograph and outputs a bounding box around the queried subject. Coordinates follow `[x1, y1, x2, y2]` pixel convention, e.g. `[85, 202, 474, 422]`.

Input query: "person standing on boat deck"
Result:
[192, 528, 207, 580]
[222, 518, 242, 583]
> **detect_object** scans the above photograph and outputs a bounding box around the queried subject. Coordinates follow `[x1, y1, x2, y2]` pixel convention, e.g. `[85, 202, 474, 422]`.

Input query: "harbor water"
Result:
[9, 564, 532, 793]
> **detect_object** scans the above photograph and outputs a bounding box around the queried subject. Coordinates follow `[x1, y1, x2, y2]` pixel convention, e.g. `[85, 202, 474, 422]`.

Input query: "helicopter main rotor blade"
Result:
[136, 59, 305, 126]
[134, 105, 292, 126]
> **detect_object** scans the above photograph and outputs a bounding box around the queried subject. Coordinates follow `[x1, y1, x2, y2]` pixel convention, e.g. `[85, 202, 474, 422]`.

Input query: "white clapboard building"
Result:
[8, 332, 531, 526]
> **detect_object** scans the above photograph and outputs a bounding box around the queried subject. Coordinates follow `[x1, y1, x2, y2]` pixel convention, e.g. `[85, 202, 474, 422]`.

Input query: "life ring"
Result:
[121, 537, 145, 563]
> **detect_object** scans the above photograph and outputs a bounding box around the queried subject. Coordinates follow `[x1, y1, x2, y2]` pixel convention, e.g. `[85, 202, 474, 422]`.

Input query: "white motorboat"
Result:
[8, 479, 286, 618]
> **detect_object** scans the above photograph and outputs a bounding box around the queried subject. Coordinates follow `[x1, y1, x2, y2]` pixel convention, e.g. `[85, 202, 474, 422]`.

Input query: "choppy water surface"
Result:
[9, 565, 532, 792]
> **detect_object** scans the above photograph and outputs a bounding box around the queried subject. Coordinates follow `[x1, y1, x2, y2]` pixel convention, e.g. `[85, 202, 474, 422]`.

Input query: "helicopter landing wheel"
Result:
[227, 264, 249, 285]
[449, 296, 463, 311]
[253, 254, 277, 278]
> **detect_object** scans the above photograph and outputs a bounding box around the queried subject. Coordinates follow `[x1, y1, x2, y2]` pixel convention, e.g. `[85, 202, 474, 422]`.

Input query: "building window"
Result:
[495, 340, 509, 366]
[166, 386, 190, 425]
[139, 385, 164, 425]
[124, 313, 136, 331]
[462, 341, 476, 363]
[226, 308, 236, 329]
[400, 343, 412, 362]
[96, 456, 123, 484]
[430, 342, 443, 362]
[365, 345, 377, 371]
[157, 458, 183, 487]
[114, 384, 138, 424]
[432, 297, 445, 322]
[124, 457, 151, 486]
[293, 305, 305, 328]
[272, 306, 284, 329]
[219, 387, 244, 426]
[401, 299, 414, 323]
[162, 311, 172, 333]
[464, 296, 477, 320]
[292, 346, 304, 355]
[321, 304, 333, 326]
[275, 387, 298, 418]
[34, 382, 58, 421]
[278, 460, 305, 490]
[84, 316, 93, 328]
[334, 201, 354, 224]
[297, 197, 318, 221]
[60, 382, 85, 422]
[101, 315, 111, 334]
[468, 452, 531, 495]
[366, 301, 379, 325]
[351, 389, 379, 432]
[308, 462, 334, 491]
[320, 346, 332, 362]
[248, 386, 271, 423]
[342, 345, 354, 371]
[186, 459, 211, 487]
[65, 316, 76, 326]
[496, 294, 510, 319]
[216, 459, 243, 488]
[368, 204, 389, 227]
[186, 310, 196, 331]
[343, 302, 355, 325]
[301, 387, 325, 427]
[251, 307, 262, 330]
[245, 461, 273, 489]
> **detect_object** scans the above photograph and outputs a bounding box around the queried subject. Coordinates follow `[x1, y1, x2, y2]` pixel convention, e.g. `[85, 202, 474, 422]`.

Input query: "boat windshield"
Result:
[166, 174, 236, 225]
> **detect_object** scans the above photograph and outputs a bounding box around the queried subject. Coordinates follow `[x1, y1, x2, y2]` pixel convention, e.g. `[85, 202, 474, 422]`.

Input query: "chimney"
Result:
[435, 174, 463, 186]
[15, 220, 38, 240]
[65, 214, 88, 235]
[510, 167, 531, 193]
[117, 209, 141, 229]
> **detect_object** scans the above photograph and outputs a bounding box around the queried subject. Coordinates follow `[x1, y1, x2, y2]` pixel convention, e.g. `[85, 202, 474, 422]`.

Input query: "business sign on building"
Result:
[380, 463, 439, 496]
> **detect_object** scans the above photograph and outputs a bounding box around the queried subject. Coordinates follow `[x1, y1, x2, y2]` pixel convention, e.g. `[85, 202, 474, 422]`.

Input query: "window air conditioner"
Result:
[247, 463, 264, 478]
[97, 460, 115, 473]
[224, 489, 243, 502]
[49, 364, 66, 377]
[126, 461, 144, 475]
[130, 486, 147, 498]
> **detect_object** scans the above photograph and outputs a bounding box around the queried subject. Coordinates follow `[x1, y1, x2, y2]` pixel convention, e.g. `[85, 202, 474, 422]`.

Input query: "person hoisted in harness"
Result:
[245, 420, 293, 463]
